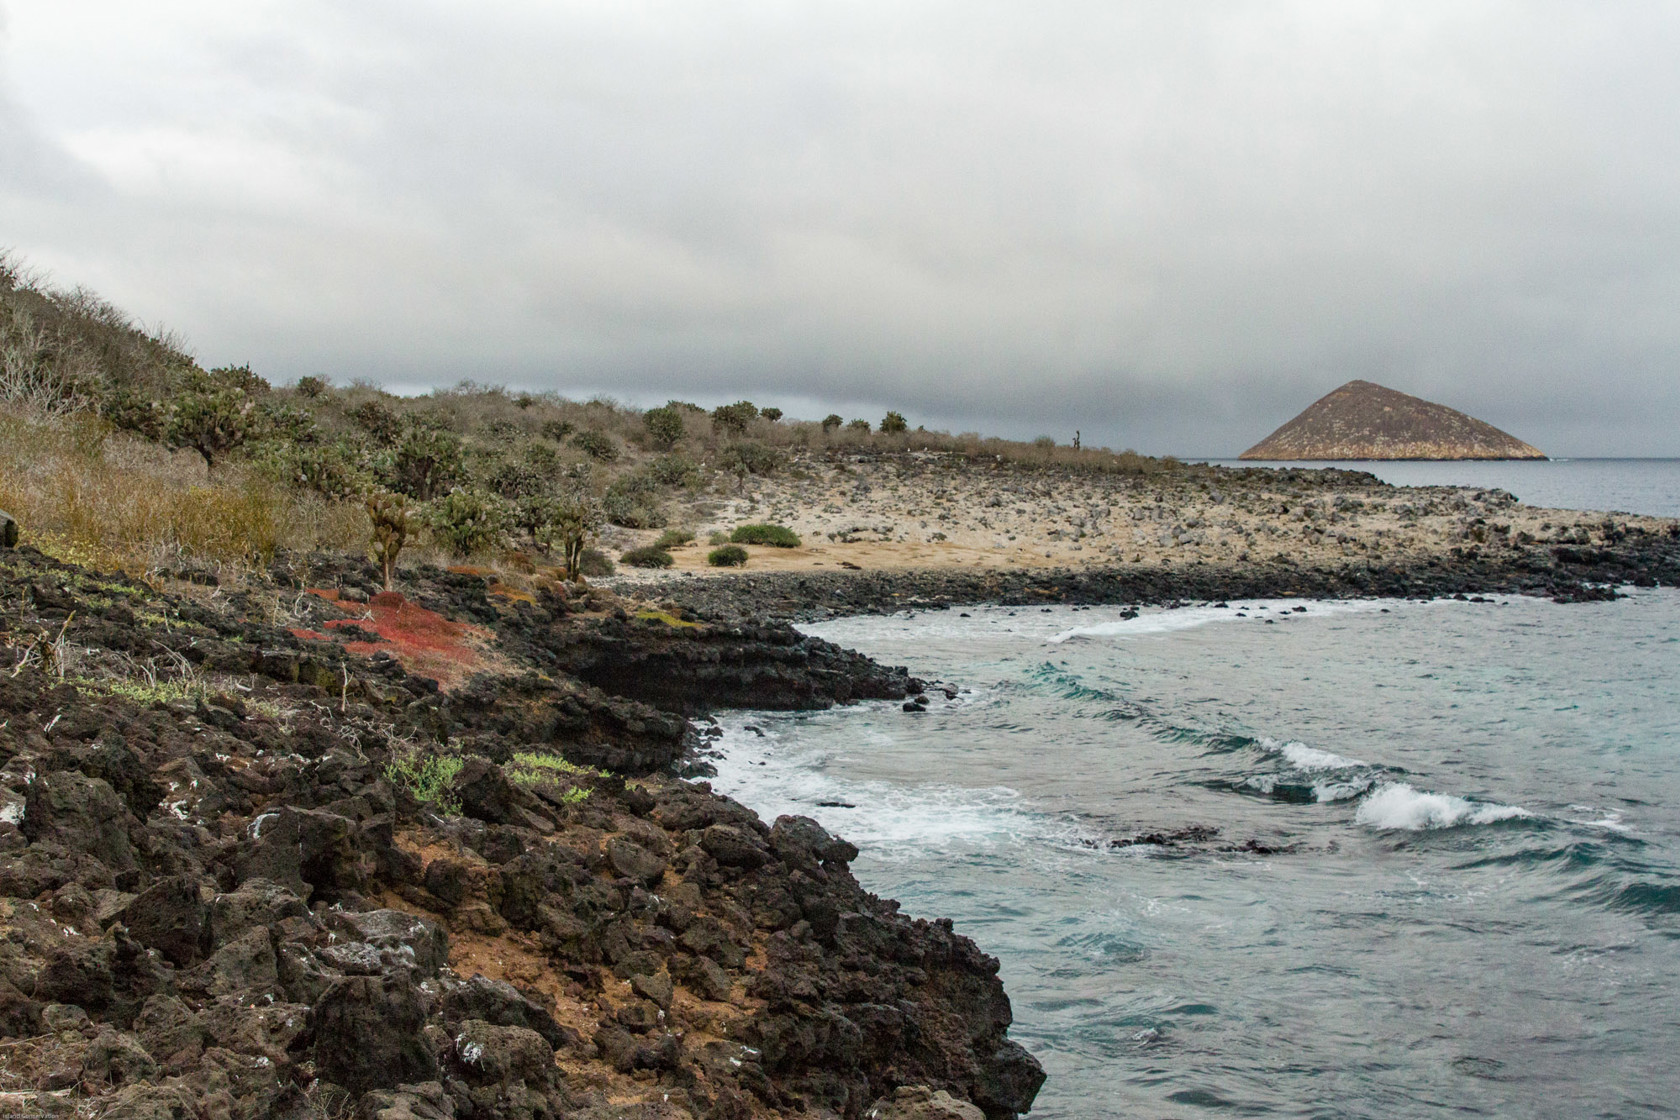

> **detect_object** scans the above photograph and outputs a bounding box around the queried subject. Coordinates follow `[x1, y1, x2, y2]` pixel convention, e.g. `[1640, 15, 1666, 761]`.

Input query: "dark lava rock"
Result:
[115, 875, 210, 967]
[440, 975, 568, 1050]
[313, 972, 439, 1094]
[24, 770, 136, 872]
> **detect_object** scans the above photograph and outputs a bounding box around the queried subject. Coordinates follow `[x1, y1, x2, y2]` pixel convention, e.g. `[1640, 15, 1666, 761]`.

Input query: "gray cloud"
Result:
[4, 1, 1679, 454]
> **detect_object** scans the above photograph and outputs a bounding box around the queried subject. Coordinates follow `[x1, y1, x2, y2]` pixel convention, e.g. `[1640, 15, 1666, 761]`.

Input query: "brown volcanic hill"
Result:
[1239, 380, 1546, 461]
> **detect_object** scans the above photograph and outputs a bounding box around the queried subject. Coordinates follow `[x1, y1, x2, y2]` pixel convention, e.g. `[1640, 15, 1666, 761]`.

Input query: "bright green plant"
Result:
[731, 523, 800, 547]
[385, 752, 464, 814]
[708, 544, 748, 567]
[880, 410, 908, 434]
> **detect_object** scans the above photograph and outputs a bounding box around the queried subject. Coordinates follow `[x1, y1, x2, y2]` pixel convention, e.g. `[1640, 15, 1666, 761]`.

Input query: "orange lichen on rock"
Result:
[488, 581, 537, 605]
[324, 590, 497, 690]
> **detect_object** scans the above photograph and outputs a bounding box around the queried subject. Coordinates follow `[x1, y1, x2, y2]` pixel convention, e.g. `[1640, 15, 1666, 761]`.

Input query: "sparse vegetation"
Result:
[708, 544, 749, 567]
[653, 528, 695, 549]
[0, 250, 1266, 583]
[731, 523, 800, 548]
[579, 546, 615, 577]
[385, 750, 464, 815]
[620, 545, 674, 568]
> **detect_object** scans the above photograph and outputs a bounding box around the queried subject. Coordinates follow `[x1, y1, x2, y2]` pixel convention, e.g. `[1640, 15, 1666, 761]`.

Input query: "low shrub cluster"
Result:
[620, 545, 674, 568]
[707, 544, 749, 567]
[731, 523, 801, 548]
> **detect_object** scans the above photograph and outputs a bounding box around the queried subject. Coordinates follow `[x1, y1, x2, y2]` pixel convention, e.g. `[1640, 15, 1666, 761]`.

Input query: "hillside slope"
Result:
[1240, 380, 1546, 461]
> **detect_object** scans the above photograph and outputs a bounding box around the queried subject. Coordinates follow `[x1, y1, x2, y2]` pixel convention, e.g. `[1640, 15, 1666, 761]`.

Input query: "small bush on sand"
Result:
[579, 547, 615, 577]
[653, 528, 694, 549]
[620, 545, 674, 568]
[707, 544, 748, 567]
[731, 523, 800, 548]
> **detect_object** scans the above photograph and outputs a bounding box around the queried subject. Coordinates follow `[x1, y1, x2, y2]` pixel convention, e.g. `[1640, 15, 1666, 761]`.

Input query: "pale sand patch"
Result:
[601, 452, 1677, 580]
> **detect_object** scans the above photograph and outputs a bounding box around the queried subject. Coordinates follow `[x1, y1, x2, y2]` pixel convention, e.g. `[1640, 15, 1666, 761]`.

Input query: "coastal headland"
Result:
[2, 260, 1678, 1117]
[0, 472, 1673, 1116]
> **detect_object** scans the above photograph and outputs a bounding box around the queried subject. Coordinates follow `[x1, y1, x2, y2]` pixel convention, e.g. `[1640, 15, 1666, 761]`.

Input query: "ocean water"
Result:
[708, 592, 1680, 1119]
[1197, 458, 1680, 519]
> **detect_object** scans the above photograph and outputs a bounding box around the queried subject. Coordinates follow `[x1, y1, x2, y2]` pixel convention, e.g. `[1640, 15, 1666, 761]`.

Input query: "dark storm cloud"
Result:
[4, 1, 1679, 454]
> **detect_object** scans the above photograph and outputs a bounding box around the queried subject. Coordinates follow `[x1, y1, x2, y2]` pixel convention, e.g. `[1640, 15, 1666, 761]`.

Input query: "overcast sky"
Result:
[3, 2, 1678, 456]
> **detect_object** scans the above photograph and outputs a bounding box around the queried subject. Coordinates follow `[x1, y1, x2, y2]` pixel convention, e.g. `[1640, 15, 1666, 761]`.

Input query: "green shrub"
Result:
[620, 545, 674, 568]
[572, 429, 619, 461]
[541, 418, 574, 443]
[707, 530, 730, 545]
[711, 400, 758, 437]
[642, 405, 685, 449]
[759, 406, 783, 422]
[880, 410, 908, 434]
[602, 491, 666, 529]
[579, 546, 615, 576]
[351, 400, 402, 444]
[294, 375, 328, 398]
[719, 440, 781, 476]
[707, 544, 748, 567]
[648, 454, 699, 487]
[506, 752, 598, 801]
[846, 418, 871, 433]
[653, 528, 694, 549]
[822, 414, 843, 433]
[731, 523, 800, 547]
[423, 488, 510, 557]
[385, 752, 463, 814]
[381, 427, 464, 500]
[165, 368, 260, 470]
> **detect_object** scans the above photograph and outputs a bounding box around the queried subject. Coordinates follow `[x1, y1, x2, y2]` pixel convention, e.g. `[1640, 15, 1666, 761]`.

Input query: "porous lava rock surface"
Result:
[0, 546, 1036, 1119]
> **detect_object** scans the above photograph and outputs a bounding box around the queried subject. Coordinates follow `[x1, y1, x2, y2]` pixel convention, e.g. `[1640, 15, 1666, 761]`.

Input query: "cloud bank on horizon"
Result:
[3, 1, 1677, 456]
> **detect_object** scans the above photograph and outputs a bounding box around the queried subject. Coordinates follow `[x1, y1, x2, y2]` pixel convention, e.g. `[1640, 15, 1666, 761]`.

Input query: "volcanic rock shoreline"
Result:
[616, 522, 1680, 622]
[0, 546, 1041, 1120]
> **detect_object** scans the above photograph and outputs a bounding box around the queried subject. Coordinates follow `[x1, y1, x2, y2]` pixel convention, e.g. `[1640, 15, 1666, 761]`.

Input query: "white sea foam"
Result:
[705, 712, 1067, 861]
[1355, 783, 1531, 831]
[1262, 736, 1364, 772]
[1046, 599, 1402, 644]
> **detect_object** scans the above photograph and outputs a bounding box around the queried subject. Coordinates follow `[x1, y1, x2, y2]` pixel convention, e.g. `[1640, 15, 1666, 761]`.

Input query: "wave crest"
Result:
[1355, 782, 1531, 831]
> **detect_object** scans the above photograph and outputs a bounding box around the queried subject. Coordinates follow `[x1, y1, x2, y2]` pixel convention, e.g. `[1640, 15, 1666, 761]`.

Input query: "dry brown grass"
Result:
[0, 414, 365, 577]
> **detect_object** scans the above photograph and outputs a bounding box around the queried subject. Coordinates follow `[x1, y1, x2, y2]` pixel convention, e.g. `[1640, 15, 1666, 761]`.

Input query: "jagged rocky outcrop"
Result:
[1240, 380, 1547, 460]
[0, 548, 1041, 1119]
[539, 616, 918, 714]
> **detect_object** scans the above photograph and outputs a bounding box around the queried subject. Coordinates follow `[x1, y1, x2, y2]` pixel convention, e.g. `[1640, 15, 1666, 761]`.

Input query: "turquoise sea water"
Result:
[709, 591, 1680, 1119]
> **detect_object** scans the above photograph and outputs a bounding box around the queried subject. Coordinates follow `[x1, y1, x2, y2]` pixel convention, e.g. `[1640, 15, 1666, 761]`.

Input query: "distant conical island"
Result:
[1239, 380, 1547, 461]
